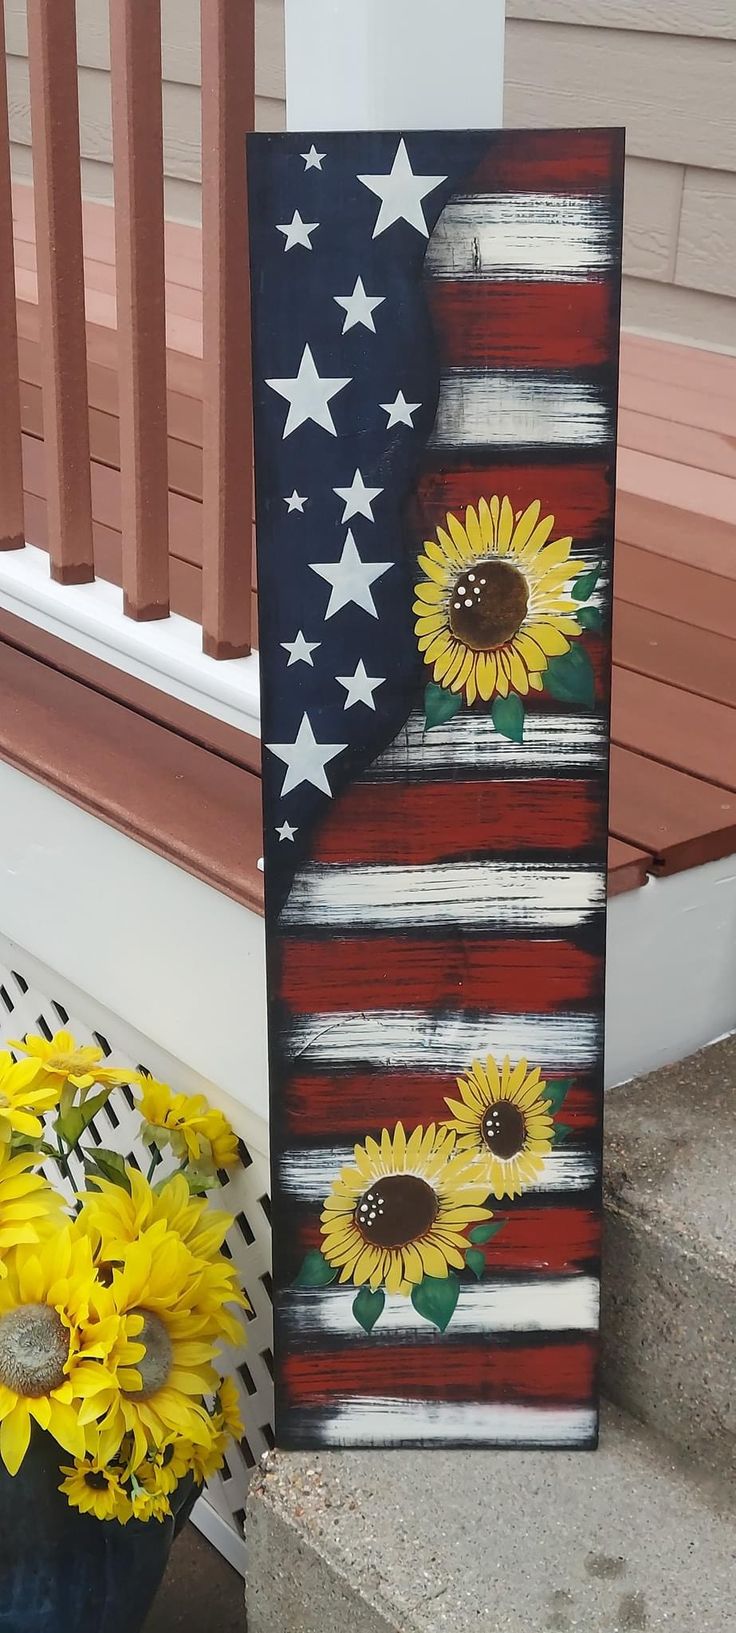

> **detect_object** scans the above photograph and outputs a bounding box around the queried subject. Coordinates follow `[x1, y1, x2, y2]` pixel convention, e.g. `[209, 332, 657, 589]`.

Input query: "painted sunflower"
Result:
[0, 1149, 64, 1272]
[0, 1226, 118, 1475]
[320, 1123, 492, 1297]
[414, 496, 587, 705]
[444, 1056, 554, 1200]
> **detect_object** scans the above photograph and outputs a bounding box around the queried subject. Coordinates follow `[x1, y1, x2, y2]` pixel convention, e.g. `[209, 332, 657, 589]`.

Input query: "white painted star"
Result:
[333, 468, 383, 523]
[336, 659, 385, 711]
[266, 345, 351, 439]
[281, 630, 320, 667]
[276, 821, 298, 842]
[334, 275, 385, 335]
[301, 145, 325, 171]
[358, 138, 446, 240]
[266, 713, 346, 798]
[310, 530, 392, 620]
[284, 490, 307, 513]
[381, 390, 421, 428]
[276, 210, 319, 251]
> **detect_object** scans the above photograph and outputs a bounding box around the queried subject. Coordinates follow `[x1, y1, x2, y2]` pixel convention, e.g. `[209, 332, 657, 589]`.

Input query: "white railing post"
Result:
[284, 0, 505, 131]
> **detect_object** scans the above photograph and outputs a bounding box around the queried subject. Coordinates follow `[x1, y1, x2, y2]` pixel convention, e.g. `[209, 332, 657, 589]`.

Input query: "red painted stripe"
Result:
[467, 130, 620, 194]
[298, 1205, 600, 1277]
[312, 780, 602, 867]
[413, 461, 612, 544]
[280, 937, 601, 1015]
[283, 1337, 597, 1407]
[285, 1077, 598, 1139]
[427, 281, 614, 372]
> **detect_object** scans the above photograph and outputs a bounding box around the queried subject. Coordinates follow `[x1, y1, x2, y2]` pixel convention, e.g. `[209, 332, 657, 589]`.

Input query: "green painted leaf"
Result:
[468, 1223, 504, 1246]
[464, 1248, 486, 1280]
[55, 1086, 112, 1149]
[571, 564, 601, 602]
[542, 1080, 574, 1116]
[577, 606, 604, 633]
[84, 1148, 132, 1193]
[544, 645, 595, 708]
[553, 1123, 575, 1145]
[411, 1273, 459, 1333]
[491, 694, 525, 743]
[424, 682, 462, 731]
[294, 1250, 338, 1289]
[352, 1286, 385, 1334]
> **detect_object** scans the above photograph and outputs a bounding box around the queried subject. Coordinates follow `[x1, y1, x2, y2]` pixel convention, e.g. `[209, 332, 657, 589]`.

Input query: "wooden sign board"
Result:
[249, 128, 624, 1449]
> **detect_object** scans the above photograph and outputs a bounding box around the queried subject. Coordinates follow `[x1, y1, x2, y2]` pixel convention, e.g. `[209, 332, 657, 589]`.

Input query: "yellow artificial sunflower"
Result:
[136, 1080, 239, 1171]
[216, 1374, 244, 1441]
[414, 496, 588, 705]
[93, 1228, 220, 1466]
[0, 1052, 61, 1146]
[180, 1424, 228, 1485]
[321, 1123, 493, 1297]
[444, 1056, 555, 1200]
[9, 1031, 131, 1094]
[77, 1173, 248, 1350]
[137, 1437, 193, 1497]
[59, 1446, 131, 1524]
[131, 1456, 174, 1521]
[0, 1149, 64, 1273]
[0, 1226, 119, 1475]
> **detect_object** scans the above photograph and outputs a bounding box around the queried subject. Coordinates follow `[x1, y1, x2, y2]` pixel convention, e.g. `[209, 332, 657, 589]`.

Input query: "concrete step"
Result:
[602, 1035, 735, 1480]
[246, 1406, 734, 1633]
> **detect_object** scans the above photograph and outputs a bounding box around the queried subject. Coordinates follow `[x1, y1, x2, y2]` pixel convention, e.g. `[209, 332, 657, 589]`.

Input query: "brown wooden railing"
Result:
[0, 0, 255, 658]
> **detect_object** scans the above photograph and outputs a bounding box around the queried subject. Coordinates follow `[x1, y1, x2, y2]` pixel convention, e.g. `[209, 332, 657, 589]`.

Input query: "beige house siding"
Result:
[506, 2, 736, 350]
[4, 0, 285, 225]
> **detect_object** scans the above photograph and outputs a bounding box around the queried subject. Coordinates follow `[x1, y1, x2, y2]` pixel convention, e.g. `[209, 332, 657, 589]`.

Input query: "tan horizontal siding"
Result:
[623, 279, 736, 353]
[676, 169, 736, 300]
[505, 22, 736, 172]
[624, 159, 683, 283]
[506, 1, 736, 40]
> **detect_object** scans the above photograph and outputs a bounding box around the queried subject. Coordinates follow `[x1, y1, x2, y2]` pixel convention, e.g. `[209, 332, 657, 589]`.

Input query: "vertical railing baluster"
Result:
[0, 8, 24, 552]
[109, 0, 170, 620]
[200, 0, 255, 659]
[26, 0, 95, 583]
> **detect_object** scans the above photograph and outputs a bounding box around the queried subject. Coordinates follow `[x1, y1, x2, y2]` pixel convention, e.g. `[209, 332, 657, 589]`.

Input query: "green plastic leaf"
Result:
[184, 1169, 214, 1196]
[577, 606, 604, 633]
[294, 1250, 338, 1289]
[491, 694, 525, 743]
[571, 564, 601, 602]
[424, 682, 462, 731]
[468, 1223, 504, 1246]
[464, 1248, 486, 1280]
[352, 1286, 385, 1334]
[544, 646, 595, 708]
[542, 1080, 574, 1116]
[553, 1123, 575, 1146]
[55, 1086, 112, 1149]
[84, 1148, 132, 1193]
[411, 1273, 459, 1333]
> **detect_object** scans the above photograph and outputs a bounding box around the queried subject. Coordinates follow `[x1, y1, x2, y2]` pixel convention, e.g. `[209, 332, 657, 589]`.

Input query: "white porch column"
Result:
[284, 0, 505, 131]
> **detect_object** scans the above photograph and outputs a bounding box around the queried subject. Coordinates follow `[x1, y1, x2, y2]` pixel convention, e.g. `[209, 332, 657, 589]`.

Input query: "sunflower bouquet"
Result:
[295, 1054, 576, 1336]
[0, 1030, 247, 1527]
[414, 494, 603, 739]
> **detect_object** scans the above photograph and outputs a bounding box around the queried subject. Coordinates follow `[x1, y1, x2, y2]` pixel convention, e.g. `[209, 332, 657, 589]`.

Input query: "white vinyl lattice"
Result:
[0, 954, 274, 1564]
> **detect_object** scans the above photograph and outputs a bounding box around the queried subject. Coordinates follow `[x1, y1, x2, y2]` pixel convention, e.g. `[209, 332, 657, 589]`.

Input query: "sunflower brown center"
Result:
[0, 1303, 69, 1397]
[127, 1310, 173, 1400]
[85, 1470, 109, 1491]
[481, 1101, 526, 1160]
[355, 1175, 438, 1249]
[449, 560, 528, 651]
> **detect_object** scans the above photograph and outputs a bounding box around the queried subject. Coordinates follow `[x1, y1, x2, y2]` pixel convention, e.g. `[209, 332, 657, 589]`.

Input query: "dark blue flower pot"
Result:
[0, 1432, 188, 1632]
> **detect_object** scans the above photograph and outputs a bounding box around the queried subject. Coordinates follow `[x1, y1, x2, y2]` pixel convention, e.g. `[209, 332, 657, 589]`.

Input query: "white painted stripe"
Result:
[363, 710, 605, 778]
[284, 1276, 599, 1338]
[429, 370, 613, 450]
[281, 862, 603, 930]
[314, 1400, 597, 1446]
[280, 1144, 597, 1198]
[426, 193, 612, 281]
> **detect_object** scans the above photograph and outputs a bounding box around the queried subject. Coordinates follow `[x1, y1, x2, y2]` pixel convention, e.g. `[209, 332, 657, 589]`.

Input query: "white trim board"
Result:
[0, 544, 261, 737]
[0, 763, 734, 1110]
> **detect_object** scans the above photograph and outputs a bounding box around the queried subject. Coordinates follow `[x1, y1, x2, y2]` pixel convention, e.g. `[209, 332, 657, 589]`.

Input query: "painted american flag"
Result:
[248, 128, 623, 1449]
